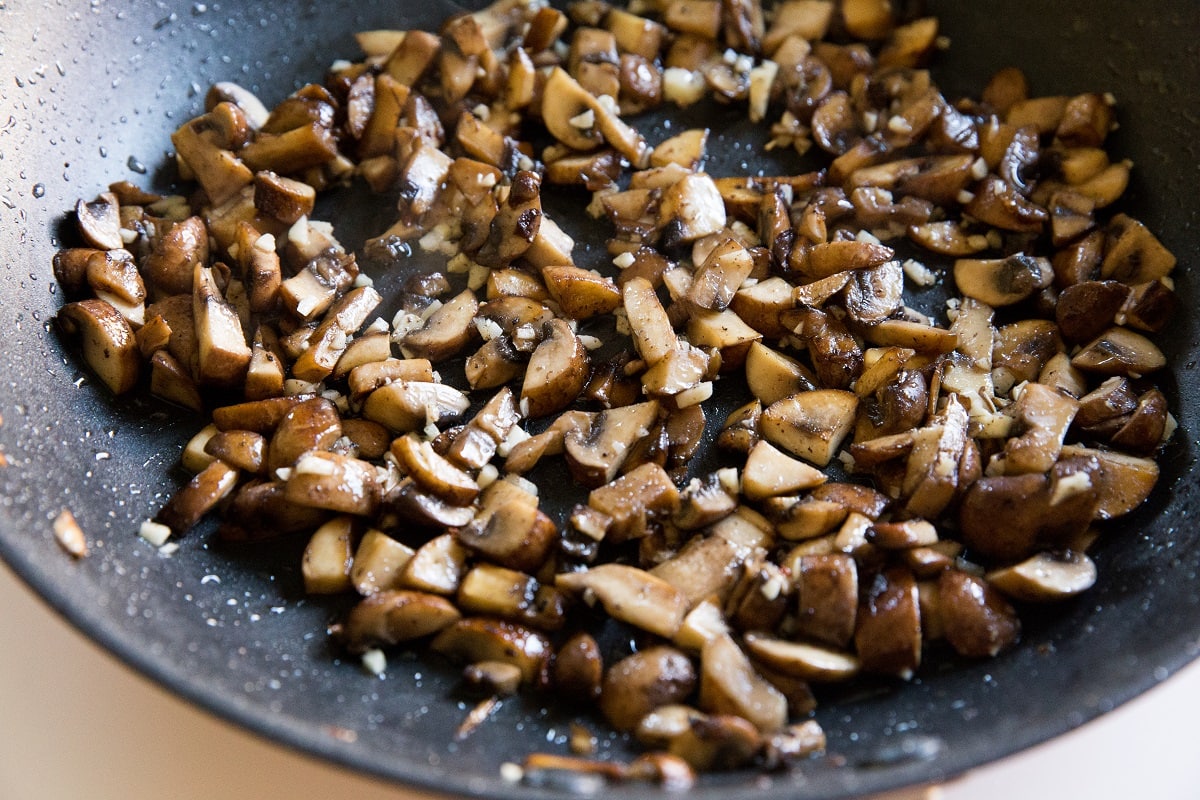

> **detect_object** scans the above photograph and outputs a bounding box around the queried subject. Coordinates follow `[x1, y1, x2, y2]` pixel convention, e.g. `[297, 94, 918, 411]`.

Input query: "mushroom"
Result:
[301, 516, 358, 595]
[793, 553, 858, 648]
[457, 563, 566, 632]
[75, 192, 124, 251]
[391, 434, 479, 507]
[987, 550, 1097, 602]
[955, 254, 1054, 308]
[600, 646, 697, 732]
[193, 264, 251, 387]
[563, 401, 661, 487]
[658, 173, 728, 248]
[557, 563, 689, 639]
[155, 459, 240, 534]
[350, 530, 415, 596]
[854, 567, 922, 679]
[267, 396, 342, 473]
[57, 299, 140, 395]
[936, 569, 1020, 658]
[521, 318, 590, 417]
[285, 451, 382, 516]
[362, 380, 470, 433]
[1071, 327, 1166, 377]
[399, 533, 470, 595]
[431, 618, 552, 685]
[340, 589, 463, 652]
[456, 499, 558, 573]
[742, 633, 861, 683]
[553, 631, 604, 700]
[760, 389, 859, 467]
[699, 633, 788, 733]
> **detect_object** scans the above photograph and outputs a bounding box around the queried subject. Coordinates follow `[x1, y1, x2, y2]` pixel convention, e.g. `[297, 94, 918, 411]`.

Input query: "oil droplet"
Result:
[31, 183, 44, 198]
[127, 156, 146, 174]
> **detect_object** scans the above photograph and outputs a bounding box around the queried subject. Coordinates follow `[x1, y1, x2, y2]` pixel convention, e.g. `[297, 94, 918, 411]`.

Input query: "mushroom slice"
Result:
[301, 516, 358, 595]
[542, 66, 606, 151]
[907, 220, 990, 256]
[1000, 382, 1079, 475]
[391, 434, 479, 507]
[987, 550, 1097, 603]
[854, 566, 922, 679]
[901, 393, 968, 519]
[743, 634, 860, 683]
[742, 440, 827, 501]
[399, 533, 470, 595]
[431, 618, 552, 685]
[156, 459, 240, 534]
[1100, 213, 1176, 284]
[651, 535, 746, 608]
[286, 451, 381, 516]
[456, 499, 558, 574]
[292, 285, 382, 382]
[74, 191, 125, 251]
[802, 239, 894, 279]
[744, 342, 816, 407]
[521, 318, 590, 418]
[1071, 327, 1166, 377]
[543, 266, 621, 320]
[686, 309, 763, 371]
[204, 430, 266, 474]
[953, 254, 1053, 307]
[600, 646, 698, 732]
[842, 260, 903, 324]
[699, 633, 788, 734]
[936, 570, 1020, 658]
[563, 401, 660, 488]
[862, 319, 958, 354]
[476, 169, 543, 268]
[793, 553, 858, 648]
[58, 299, 140, 395]
[557, 564, 689, 639]
[350, 530, 415, 596]
[457, 563, 566, 632]
[193, 264, 251, 387]
[658, 173, 728, 248]
[362, 380, 470, 433]
[686, 238, 756, 313]
[340, 589, 462, 653]
[1059, 444, 1159, 520]
[760, 389, 859, 467]
[267, 396, 342, 473]
[553, 631, 604, 701]
[401, 289, 479, 363]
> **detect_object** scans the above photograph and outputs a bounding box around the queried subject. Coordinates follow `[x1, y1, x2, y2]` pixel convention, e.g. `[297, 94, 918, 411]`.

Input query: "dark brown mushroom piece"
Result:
[600, 646, 698, 733]
[58, 299, 141, 396]
[854, 567, 922, 679]
[936, 570, 1020, 658]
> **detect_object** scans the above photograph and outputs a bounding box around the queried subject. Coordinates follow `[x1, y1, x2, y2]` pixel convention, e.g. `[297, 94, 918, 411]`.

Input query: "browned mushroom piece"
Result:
[285, 450, 382, 516]
[562, 401, 660, 488]
[267, 396, 342, 473]
[456, 499, 558, 573]
[987, 550, 1097, 602]
[457, 563, 566, 632]
[1071, 327, 1166, 377]
[684, 645, 777, 742]
[553, 631, 605, 701]
[793, 553, 859, 648]
[953, 254, 1053, 307]
[521, 318, 590, 417]
[958, 456, 1101, 561]
[854, 566, 922, 679]
[936, 569, 1020, 658]
[58, 299, 141, 395]
[760, 389, 859, 467]
[599, 646, 698, 732]
[340, 589, 463, 652]
[430, 617, 552, 685]
[155, 459, 240, 534]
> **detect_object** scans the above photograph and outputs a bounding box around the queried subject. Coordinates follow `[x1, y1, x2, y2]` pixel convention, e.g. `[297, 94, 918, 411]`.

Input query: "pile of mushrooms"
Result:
[53, 0, 1176, 787]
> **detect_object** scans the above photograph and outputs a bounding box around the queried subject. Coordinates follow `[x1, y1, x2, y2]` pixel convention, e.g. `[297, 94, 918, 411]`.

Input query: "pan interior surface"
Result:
[0, 2, 1196, 798]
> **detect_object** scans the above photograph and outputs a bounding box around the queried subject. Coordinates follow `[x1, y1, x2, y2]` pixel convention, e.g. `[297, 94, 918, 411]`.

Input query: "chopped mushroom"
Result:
[47, 0, 1181, 780]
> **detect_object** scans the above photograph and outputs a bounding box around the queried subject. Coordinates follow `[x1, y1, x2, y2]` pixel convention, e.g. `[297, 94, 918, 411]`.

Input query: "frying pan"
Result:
[0, 1, 1197, 797]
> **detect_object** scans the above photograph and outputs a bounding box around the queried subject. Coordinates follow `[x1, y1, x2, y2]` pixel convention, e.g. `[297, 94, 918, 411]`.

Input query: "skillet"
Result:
[0, 1, 1197, 797]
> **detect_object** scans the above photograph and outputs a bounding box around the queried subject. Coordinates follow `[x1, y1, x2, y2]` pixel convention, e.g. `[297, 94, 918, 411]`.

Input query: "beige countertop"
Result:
[3, 559, 1199, 800]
